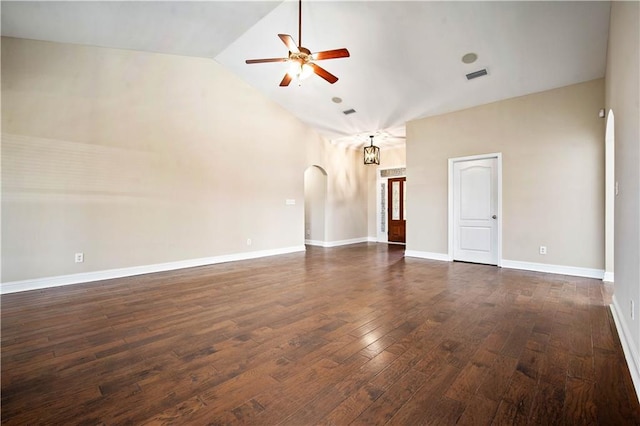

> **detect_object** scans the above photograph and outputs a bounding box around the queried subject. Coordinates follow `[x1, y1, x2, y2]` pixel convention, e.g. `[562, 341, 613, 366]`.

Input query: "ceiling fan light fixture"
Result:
[288, 60, 313, 80]
[364, 135, 380, 165]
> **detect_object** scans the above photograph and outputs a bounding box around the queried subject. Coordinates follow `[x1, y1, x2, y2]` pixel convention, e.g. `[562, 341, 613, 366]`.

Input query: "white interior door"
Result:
[453, 158, 498, 265]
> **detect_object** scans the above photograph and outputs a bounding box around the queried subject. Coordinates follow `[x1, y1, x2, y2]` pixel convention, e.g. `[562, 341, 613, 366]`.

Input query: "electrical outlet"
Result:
[246, 238, 252, 246]
[539, 246, 547, 255]
[75, 253, 84, 263]
[631, 300, 635, 320]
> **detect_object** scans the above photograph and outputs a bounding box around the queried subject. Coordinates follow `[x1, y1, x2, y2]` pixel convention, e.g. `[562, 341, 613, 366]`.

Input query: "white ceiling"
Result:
[1, 1, 611, 149]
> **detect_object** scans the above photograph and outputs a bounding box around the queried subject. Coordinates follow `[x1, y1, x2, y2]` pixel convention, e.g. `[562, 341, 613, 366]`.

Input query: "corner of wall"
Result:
[611, 296, 640, 403]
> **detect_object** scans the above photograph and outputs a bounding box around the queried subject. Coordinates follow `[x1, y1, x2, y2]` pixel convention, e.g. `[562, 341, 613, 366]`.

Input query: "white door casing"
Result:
[449, 154, 501, 265]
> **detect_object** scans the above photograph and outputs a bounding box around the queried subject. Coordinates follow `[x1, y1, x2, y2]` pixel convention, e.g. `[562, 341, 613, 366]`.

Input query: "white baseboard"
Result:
[305, 237, 373, 248]
[501, 259, 604, 279]
[611, 296, 640, 403]
[404, 250, 450, 262]
[324, 237, 373, 247]
[1, 245, 306, 294]
[603, 271, 615, 283]
[404, 255, 605, 280]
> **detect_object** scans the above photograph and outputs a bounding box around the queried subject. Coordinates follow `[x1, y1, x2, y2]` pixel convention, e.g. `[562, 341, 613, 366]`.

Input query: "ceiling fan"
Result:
[245, 0, 350, 86]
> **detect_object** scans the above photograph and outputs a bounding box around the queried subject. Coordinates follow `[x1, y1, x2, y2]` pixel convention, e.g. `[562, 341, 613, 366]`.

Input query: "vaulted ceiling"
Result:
[1, 1, 611, 148]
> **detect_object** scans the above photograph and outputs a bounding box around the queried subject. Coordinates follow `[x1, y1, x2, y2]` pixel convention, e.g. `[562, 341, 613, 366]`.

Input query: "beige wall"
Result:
[605, 1, 640, 380]
[306, 139, 369, 243]
[1, 37, 322, 282]
[407, 79, 605, 269]
[1, 37, 372, 284]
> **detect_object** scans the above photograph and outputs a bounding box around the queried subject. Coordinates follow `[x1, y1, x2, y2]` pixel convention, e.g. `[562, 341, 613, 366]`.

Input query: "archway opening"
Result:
[304, 165, 328, 245]
[605, 109, 615, 282]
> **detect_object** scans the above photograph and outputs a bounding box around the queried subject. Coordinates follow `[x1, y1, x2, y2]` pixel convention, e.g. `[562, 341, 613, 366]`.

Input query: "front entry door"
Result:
[388, 177, 406, 243]
[453, 158, 498, 264]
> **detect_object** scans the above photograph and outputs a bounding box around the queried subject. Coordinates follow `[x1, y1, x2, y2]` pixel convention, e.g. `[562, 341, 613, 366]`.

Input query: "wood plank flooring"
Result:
[2, 243, 639, 425]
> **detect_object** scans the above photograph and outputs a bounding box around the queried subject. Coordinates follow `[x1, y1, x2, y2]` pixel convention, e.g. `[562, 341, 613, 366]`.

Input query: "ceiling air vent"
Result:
[466, 69, 488, 80]
[342, 108, 356, 115]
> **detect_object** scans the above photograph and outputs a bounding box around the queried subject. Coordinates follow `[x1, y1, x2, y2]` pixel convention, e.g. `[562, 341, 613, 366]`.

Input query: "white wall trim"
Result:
[306, 237, 372, 248]
[405, 250, 450, 262]
[611, 296, 640, 403]
[1, 245, 306, 294]
[403, 255, 604, 279]
[501, 259, 604, 279]
[324, 237, 372, 247]
[603, 272, 615, 283]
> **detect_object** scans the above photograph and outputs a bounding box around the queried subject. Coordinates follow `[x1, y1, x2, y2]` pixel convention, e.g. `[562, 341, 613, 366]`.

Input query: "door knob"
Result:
[492, 215, 497, 219]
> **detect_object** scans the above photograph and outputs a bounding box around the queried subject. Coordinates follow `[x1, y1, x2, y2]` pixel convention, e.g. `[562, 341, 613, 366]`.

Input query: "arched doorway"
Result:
[304, 165, 327, 245]
[605, 109, 615, 282]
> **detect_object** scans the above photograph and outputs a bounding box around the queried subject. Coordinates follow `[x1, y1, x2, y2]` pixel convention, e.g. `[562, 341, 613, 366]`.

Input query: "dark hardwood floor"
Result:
[2, 243, 639, 425]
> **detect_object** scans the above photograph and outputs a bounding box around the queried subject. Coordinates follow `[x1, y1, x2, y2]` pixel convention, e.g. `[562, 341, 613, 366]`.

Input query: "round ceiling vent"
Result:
[462, 53, 478, 64]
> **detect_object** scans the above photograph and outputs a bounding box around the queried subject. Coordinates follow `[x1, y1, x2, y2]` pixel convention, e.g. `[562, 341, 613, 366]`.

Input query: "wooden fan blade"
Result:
[245, 58, 288, 64]
[278, 34, 299, 53]
[279, 73, 293, 87]
[313, 48, 350, 60]
[309, 63, 338, 84]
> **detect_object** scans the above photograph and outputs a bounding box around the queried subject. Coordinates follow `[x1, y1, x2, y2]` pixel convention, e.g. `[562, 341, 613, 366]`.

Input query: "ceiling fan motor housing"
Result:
[290, 47, 311, 63]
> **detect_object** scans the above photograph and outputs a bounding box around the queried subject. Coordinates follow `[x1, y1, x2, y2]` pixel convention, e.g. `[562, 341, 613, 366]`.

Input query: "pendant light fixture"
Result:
[364, 135, 380, 165]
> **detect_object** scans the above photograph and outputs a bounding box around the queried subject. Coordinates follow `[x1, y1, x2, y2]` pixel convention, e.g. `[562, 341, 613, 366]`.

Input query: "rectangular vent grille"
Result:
[342, 108, 356, 115]
[466, 69, 488, 80]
